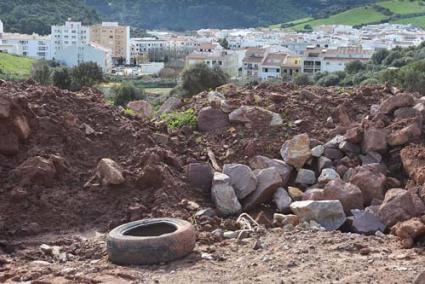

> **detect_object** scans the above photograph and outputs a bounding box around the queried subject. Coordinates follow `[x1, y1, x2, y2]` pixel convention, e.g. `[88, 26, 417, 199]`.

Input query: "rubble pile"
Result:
[186, 84, 425, 248]
[0, 80, 204, 238]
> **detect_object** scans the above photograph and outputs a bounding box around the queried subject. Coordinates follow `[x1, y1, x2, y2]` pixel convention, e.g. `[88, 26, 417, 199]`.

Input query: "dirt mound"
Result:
[174, 83, 389, 165]
[0, 80, 204, 239]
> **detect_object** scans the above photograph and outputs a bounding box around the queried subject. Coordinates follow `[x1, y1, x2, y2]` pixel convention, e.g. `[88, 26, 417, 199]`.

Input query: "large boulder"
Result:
[158, 97, 182, 115]
[379, 94, 415, 114]
[362, 128, 388, 153]
[229, 106, 283, 126]
[280, 133, 311, 169]
[127, 100, 153, 118]
[318, 168, 340, 184]
[290, 200, 346, 230]
[96, 158, 125, 186]
[249, 156, 292, 185]
[349, 166, 386, 206]
[197, 107, 229, 132]
[295, 169, 316, 186]
[243, 167, 282, 210]
[273, 187, 292, 213]
[377, 188, 425, 227]
[211, 172, 241, 216]
[14, 156, 57, 186]
[187, 163, 214, 194]
[401, 145, 425, 185]
[223, 164, 257, 199]
[350, 209, 385, 235]
[322, 180, 364, 214]
[387, 121, 421, 146]
[391, 217, 425, 249]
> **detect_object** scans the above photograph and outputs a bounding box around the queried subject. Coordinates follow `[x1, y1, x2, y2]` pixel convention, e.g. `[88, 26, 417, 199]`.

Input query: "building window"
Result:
[264, 68, 268, 72]
[276, 68, 280, 73]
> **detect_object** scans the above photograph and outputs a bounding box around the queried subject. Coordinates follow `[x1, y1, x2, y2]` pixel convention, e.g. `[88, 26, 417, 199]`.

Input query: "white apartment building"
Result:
[130, 37, 167, 57]
[51, 21, 90, 61]
[0, 19, 52, 60]
[56, 42, 112, 72]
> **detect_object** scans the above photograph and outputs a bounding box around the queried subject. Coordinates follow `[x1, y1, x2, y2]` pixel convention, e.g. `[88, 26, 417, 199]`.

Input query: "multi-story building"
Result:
[185, 43, 241, 78]
[242, 48, 267, 80]
[56, 42, 112, 72]
[302, 46, 373, 74]
[51, 21, 90, 61]
[90, 22, 130, 65]
[130, 37, 167, 57]
[0, 19, 52, 60]
[0, 33, 52, 60]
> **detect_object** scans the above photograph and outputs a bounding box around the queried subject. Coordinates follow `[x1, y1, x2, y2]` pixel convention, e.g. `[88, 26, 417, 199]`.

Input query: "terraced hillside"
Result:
[275, 0, 425, 30]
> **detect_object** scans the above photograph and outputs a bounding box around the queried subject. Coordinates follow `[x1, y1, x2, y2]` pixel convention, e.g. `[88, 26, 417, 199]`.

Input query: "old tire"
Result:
[107, 218, 196, 265]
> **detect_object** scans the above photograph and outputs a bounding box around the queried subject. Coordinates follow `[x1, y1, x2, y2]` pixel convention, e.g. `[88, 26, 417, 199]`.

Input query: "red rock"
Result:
[14, 156, 57, 186]
[391, 217, 425, 249]
[379, 94, 415, 114]
[377, 188, 425, 227]
[349, 166, 386, 206]
[197, 107, 229, 132]
[362, 128, 388, 153]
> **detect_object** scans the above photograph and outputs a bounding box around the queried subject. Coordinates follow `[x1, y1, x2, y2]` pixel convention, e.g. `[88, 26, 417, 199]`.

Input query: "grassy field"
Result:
[391, 15, 425, 27]
[291, 6, 387, 31]
[377, 0, 425, 14]
[273, 0, 425, 31]
[0, 52, 35, 80]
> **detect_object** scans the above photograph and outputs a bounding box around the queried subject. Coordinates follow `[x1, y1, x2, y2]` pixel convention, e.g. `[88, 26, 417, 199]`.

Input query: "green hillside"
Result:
[277, 0, 425, 31]
[0, 53, 35, 80]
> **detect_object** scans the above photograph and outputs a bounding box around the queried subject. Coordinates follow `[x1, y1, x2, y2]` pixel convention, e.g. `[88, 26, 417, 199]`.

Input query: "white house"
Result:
[51, 21, 90, 61]
[55, 42, 112, 72]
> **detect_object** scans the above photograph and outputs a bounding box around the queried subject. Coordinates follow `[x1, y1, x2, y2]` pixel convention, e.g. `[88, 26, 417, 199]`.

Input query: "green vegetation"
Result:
[0, 53, 35, 81]
[305, 43, 425, 95]
[123, 108, 137, 117]
[377, 0, 425, 14]
[291, 6, 387, 31]
[160, 108, 197, 130]
[179, 63, 229, 97]
[30, 61, 52, 85]
[278, 0, 425, 31]
[71, 62, 103, 90]
[113, 83, 145, 107]
[0, 0, 100, 35]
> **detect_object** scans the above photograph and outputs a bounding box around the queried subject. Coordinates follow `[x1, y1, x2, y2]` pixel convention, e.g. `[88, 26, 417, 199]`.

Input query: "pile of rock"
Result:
[189, 92, 425, 247]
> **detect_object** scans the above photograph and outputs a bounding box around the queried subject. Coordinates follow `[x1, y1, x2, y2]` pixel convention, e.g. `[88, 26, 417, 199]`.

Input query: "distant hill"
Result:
[0, 0, 100, 35]
[1, 0, 376, 34]
[280, 0, 425, 31]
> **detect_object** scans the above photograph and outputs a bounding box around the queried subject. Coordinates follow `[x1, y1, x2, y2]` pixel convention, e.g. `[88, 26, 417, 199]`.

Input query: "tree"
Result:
[316, 73, 340, 87]
[372, 49, 390, 65]
[218, 38, 230, 49]
[345, 60, 366, 74]
[114, 83, 145, 107]
[71, 62, 103, 90]
[159, 67, 178, 81]
[30, 61, 51, 85]
[181, 63, 229, 97]
[52, 68, 72, 90]
[293, 73, 312, 86]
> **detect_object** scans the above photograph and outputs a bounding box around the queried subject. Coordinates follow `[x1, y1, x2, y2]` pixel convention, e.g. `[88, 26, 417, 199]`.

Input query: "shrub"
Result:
[71, 62, 103, 90]
[52, 68, 71, 90]
[114, 83, 145, 107]
[316, 73, 340, 87]
[345, 60, 366, 74]
[372, 49, 390, 65]
[160, 108, 197, 129]
[293, 73, 312, 86]
[30, 61, 51, 85]
[181, 63, 228, 97]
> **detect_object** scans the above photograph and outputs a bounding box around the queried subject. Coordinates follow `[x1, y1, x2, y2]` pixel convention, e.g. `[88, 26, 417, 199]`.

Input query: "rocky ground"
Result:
[2, 228, 425, 283]
[2, 79, 425, 283]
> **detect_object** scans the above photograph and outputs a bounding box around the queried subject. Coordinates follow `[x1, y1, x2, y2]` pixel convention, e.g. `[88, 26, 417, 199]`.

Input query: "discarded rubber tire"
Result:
[107, 218, 196, 265]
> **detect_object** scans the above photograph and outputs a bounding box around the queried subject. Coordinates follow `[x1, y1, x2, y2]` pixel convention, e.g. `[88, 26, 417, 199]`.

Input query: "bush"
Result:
[293, 73, 312, 86]
[71, 62, 103, 90]
[345, 60, 366, 74]
[160, 108, 197, 130]
[52, 68, 71, 90]
[316, 73, 340, 87]
[30, 61, 51, 85]
[372, 49, 390, 65]
[181, 63, 229, 97]
[114, 83, 145, 107]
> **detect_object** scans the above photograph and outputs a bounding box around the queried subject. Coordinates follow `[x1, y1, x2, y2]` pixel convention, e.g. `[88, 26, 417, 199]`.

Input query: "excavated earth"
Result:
[1, 80, 425, 283]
